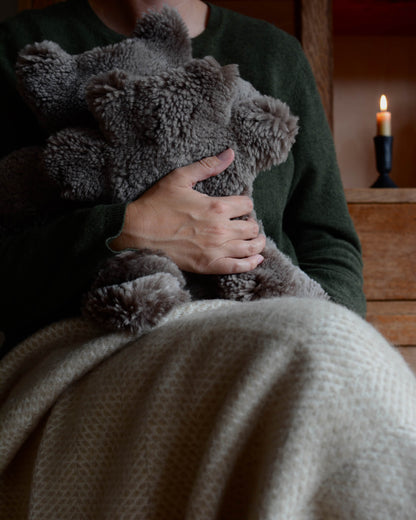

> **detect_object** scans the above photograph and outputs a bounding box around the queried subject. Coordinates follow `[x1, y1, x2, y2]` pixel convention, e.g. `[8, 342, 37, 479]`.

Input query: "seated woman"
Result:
[0, 1, 415, 518]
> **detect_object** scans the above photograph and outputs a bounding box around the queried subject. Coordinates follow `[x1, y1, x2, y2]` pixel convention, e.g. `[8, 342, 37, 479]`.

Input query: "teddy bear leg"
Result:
[82, 249, 191, 333]
[214, 272, 259, 302]
[215, 240, 329, 302]
[256, 240, 330, 300]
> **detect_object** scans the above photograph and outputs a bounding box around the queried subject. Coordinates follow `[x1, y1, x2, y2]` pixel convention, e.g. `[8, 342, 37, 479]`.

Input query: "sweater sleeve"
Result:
[0, 204, 127, 356]
[282, 42, 366, 316]
[0, 16, 128, 355]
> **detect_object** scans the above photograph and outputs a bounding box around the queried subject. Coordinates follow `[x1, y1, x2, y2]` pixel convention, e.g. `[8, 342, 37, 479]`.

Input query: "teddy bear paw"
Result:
[82, 272, 191, 334]
[215, 264, 329, 302]
[215, 272, 260, 302]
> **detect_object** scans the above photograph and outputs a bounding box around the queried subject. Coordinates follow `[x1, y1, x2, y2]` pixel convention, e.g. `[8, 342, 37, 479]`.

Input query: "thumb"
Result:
[173, 148, 235, 188]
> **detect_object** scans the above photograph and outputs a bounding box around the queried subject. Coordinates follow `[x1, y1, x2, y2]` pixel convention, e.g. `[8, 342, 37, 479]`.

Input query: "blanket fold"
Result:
[1, 297, 416, 519]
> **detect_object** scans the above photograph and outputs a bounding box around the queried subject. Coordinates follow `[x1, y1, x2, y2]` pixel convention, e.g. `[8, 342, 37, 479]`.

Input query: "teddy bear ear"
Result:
[86, 70, 134, 143]
[233, 96, 299, 172]
[184, 57, 239, 120]
[132, 6, 192, 66]
[186, 57, 239, 91]
[16, 41, 79, 132]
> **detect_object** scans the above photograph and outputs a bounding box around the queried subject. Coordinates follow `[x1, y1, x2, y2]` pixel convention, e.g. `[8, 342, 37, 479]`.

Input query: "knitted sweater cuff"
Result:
[103, 202, 128, 253]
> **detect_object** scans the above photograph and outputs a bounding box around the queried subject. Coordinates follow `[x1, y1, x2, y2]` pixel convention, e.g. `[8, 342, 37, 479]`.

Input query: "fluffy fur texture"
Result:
[15, 9, 193, 132]
[3, 7, 328, 333]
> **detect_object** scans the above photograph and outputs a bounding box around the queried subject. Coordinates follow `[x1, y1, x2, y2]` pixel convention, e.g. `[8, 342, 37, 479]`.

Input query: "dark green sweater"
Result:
[0, 0, 366, 356]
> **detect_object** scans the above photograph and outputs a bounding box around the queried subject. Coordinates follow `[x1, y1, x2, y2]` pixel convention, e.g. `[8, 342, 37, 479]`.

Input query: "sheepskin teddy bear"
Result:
[1, 7, 193, 230]
[4, 7, 328, 334]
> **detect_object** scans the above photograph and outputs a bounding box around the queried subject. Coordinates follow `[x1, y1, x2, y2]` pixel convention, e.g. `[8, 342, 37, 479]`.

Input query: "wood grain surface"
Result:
[347, 188, 416, 367]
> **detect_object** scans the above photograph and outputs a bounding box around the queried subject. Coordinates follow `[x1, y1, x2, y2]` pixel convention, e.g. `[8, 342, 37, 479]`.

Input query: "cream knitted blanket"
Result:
[1, 297, 416, 519]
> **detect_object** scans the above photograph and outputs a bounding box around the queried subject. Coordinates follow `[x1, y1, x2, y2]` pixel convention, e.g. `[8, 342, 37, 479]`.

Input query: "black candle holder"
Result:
[371, 135, 397, 188]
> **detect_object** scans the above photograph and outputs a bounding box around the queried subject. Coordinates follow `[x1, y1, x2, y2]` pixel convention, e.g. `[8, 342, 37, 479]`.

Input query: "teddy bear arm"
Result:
[16, 41, 80, 132]
[215, 238, 329, 301]
[43, 127, 107, 202]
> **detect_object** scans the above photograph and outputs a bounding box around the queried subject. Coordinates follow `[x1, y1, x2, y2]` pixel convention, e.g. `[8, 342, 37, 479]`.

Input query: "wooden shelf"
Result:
[345, 188, 416, 359]
[367, 302, 416, 347]
[345, 188, 416, 204]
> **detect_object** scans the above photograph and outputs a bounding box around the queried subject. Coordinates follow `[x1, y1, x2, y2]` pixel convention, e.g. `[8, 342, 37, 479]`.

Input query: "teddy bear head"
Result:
[15, 6, 192, 133]
[44, 53, 298, 205]
[86, 56, 239, 148]
[87, 55, 298, 199]
[44, 56, 241, 203]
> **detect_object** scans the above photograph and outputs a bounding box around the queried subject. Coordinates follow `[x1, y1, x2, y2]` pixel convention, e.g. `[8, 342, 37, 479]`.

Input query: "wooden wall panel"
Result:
[213, 0, 333, 129]
[294, 0, 333, 129]
[334, 0, 416, 36]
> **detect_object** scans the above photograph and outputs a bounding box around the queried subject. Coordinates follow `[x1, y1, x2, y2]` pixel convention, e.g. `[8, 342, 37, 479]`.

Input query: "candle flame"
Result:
[380, 94, 388, 111]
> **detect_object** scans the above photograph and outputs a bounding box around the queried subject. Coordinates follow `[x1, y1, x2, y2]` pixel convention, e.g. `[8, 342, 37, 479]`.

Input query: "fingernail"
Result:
[257, 255, 264, 265]
[216, 148, 234, 162]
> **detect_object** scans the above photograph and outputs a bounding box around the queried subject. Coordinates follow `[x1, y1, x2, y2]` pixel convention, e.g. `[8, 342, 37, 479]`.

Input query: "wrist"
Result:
[108, 201, 136, 252]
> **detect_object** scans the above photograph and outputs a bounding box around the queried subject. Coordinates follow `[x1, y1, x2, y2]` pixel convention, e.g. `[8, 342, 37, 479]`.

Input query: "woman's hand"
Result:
[110, 148, 266, 274]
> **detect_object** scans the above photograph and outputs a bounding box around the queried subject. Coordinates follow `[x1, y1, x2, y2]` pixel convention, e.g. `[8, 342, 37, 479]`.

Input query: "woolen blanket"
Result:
[1, 297, 416, 519]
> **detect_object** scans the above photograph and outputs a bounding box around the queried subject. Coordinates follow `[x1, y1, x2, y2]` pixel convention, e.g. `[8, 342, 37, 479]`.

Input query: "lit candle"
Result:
[376, 94, 391, 136]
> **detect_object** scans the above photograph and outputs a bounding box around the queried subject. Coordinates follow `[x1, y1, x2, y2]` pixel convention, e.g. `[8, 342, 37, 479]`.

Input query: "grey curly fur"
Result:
[1, 7, 329, 334]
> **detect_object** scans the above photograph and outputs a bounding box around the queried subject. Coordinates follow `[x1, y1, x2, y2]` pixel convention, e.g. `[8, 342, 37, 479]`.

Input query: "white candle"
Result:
[376, 94, 391, 136]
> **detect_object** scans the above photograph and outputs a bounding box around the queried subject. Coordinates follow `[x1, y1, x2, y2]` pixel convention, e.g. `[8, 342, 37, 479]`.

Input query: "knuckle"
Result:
[244, 197, 254, 212]
[199, 156, 219, 170]
[247, 242, 258, 256]
[209, 199, 228, 215]
[250, 221, 260, 236]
